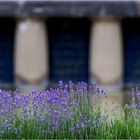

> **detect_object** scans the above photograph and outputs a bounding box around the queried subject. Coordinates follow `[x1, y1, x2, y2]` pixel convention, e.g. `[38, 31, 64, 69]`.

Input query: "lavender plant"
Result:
[0, 81, 139, 139]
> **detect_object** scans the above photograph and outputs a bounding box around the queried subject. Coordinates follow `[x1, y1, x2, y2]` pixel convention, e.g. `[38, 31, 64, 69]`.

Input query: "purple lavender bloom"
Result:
[46, 96, 52, 103]
[1, 109, 4, 114]
[59, 80, 63, 87]
[70, 113, 74, 120]
[38, 116, 45, 123]
[30, 89, 37, 95]
[60, 101, 67, 108]
[75, 123, 80, 129]
[87, 119, 91, 123]
[1, 123, 5, 129]
[62, 114, 66, 119]
[79, 114, 83, 121]
[63, 90, 67, 97]
[136, 87, 140, 99]
[64, 84, 68, 90]
[93, 119, 99, 127]
[8, 126, 11, 131]
[0, 81, 106, 138]
[53, 122, 59, 128]
[81, 122, 86, 128]
[54, 111, 60, 120]
[130, 88, 136, 107]
[96, 88, 100, 95]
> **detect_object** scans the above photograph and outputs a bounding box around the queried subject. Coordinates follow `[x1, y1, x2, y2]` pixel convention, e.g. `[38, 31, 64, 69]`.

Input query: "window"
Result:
[47, 18, 90, 84]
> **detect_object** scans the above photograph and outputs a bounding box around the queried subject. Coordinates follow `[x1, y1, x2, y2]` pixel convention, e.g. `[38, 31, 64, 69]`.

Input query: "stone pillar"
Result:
[89, 18, 123, 106]
[14, 18, 49, 93]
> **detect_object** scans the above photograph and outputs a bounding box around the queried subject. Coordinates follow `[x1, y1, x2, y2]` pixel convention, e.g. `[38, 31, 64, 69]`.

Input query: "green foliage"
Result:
[1, 82, 140, 139]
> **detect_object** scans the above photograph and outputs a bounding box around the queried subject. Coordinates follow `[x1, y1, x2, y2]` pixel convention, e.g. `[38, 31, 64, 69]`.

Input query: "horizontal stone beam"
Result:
[0, 0, 138, 17]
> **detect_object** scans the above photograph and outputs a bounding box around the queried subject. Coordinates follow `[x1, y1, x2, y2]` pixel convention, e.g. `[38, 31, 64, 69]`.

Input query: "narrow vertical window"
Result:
[0, 18, 15, 87]
[47, 18, 90, 84]
[123, 18, 140, 87]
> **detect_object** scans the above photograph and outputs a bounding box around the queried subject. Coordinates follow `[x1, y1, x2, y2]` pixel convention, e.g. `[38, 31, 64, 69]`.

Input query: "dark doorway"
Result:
[0, 18, 15, 86]
[123, 18, 140, 87]
[47, 18, 90, 84]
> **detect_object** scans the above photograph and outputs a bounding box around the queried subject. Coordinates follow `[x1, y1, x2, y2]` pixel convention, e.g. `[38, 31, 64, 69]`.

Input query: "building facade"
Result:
[0, 1, 139, 101]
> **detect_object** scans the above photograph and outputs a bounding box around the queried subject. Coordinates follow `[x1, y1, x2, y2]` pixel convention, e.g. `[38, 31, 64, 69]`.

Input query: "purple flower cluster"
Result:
[0, 81, 102, 137]
[130, 87, 140, 108]
[125, 87, 140, 118]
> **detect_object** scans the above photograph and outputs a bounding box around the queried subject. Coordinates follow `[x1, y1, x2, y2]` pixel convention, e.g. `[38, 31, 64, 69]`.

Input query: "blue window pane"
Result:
[48, 18, 90, 84]
[0, 19, 15, 84]
[123, 19, 140, 86]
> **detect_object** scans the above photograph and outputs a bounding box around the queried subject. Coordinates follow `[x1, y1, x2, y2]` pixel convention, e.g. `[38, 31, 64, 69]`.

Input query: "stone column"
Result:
[14, 18, 49, 93]
[89, 18, 123, 107]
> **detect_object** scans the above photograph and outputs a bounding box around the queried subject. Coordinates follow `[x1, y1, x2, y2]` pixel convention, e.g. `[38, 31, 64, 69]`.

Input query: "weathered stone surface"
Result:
[0, 0, 138, 17]
[14, 18, 49, 90]
[89, 18, 123, 86]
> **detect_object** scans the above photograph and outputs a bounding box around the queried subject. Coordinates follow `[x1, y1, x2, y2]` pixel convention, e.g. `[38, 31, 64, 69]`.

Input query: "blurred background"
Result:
[0, 0, 139, 103]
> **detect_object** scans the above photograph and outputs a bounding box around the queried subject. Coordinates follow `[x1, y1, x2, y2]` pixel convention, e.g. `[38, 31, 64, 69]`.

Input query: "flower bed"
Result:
[0, 81, 140, 139]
